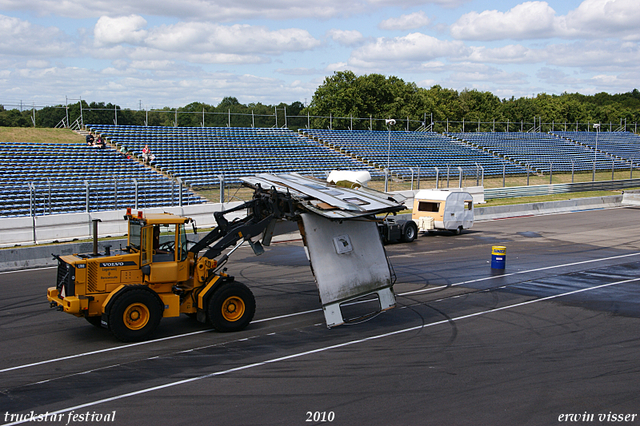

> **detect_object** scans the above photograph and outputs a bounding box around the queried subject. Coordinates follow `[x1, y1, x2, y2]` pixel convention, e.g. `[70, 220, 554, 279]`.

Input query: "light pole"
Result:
[593, 123, 600, 181]
[385, 119, 396, 192]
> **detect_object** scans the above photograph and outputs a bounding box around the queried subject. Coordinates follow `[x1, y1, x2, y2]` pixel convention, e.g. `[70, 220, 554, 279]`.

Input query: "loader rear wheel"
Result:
[208, 282, 255, 332]
[109, 289, 162, 342]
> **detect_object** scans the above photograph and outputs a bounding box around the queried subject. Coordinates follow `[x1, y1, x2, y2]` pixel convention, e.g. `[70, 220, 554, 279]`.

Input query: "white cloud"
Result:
[327, 29, 364, 46]
[466, 45, 541, 64]
[0, 63, 309, 107]
[417, 61, 446, 71]
[451, 0, 640, 41]
[325, 62, 349, 73]
[25, 59, 51, 68]
[94, 15, 148, 46]
[448, 64, 529, 85]
[129, 60, 175, 70]
[90, 20, 321, 64]
[450, 1, 558, 41]
[536, 67, 582, 86]
[349, 33, 468, 70]
[416, 78, 438, 88]
[0, 14, 72, 56]
[276, 68, 322, 76]
[368, 0, 468, 8]
[563, 0, 640, 40]
[379, 11, 431, 31]
[544, 41, 640, 69]
[461, 39, 639, 71]
[0, 0, 369, 21]
[145, 23, 319, 55]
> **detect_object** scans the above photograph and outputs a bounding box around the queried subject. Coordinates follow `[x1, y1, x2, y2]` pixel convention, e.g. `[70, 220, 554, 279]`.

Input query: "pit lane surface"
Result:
[1, 206, 640, 426]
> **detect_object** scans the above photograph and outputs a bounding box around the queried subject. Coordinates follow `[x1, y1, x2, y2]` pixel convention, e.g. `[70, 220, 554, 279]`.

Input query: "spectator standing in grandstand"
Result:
[142, 144, 156, 163]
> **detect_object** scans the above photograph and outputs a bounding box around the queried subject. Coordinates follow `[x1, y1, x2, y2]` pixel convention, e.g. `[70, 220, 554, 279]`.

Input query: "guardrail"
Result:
[0, 202, 245, 247]
[485, 179, 640, 199]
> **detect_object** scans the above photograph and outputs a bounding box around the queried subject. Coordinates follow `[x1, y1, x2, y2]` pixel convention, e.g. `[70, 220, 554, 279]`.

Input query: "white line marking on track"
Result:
[0, 266, 56, 275]
[3, 275, 639, 426]
[1, 252, 638, 374]
[397, 252, 640, 297]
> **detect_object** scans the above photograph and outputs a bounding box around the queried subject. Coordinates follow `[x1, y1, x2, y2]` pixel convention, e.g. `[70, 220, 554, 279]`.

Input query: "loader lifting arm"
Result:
[188, 185, 299, 261]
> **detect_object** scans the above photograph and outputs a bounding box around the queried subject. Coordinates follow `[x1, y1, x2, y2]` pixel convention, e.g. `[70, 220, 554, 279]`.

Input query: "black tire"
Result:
[85, 315, 103, 328]
[401, 222, 418, 243]
[453, 226, 463, 235]
[207, 282, 256, 332]
[109, 289, 163, 342]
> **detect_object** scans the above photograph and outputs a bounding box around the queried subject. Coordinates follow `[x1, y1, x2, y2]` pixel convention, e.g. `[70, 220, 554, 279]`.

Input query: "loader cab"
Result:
[126, 210, 192, 283]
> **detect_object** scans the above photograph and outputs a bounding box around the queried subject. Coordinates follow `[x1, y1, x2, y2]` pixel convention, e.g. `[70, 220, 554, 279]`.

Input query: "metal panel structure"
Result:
[241, 173, 406, 219]
[240, 173, 404, 328]
[300, 213, 395, 327]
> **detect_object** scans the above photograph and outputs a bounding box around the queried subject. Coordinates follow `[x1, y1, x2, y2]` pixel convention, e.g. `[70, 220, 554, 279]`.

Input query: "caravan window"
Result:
[418, 201, 440, 212]
[465, 201, 473, 210]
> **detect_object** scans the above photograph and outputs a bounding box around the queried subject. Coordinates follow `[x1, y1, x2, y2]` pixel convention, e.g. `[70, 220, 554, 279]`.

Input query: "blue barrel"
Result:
[491, 246, 506, 269]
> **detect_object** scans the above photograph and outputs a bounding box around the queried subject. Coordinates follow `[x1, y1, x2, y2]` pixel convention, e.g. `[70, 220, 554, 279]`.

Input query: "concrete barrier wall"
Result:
[474, 195, 623, 220]
[1, 202, 245, 247]
[622, 190, 640, 205]
[0, 194, 627, 272]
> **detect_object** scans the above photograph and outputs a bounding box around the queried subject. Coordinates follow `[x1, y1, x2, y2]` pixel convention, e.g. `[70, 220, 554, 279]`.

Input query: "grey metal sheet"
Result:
[300, 213, 395, 326]
[241, 173, 405, 219]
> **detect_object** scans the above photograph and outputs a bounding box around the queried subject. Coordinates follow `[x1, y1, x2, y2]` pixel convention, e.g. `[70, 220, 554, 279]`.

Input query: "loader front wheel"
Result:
[208, 282, 255, 332]
[109, 289, 163, 342]
[85, 315, 103, 328]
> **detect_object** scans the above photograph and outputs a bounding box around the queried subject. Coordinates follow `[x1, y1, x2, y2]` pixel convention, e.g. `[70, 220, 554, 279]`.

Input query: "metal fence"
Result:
[1, 179, 204, 217]
[485, 179, 640, 199]
[2, 100, 638, 134]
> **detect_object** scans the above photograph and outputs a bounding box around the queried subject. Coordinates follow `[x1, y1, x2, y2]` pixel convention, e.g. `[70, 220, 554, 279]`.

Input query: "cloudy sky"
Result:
[0, 0, 638, 110]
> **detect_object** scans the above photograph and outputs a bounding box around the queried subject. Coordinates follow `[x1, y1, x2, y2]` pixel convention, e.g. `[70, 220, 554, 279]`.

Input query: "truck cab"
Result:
[130, 212, 193, 284]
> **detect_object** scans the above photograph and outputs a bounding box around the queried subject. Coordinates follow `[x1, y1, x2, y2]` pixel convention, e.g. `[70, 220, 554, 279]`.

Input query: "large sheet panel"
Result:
[301, 213, 395, 327]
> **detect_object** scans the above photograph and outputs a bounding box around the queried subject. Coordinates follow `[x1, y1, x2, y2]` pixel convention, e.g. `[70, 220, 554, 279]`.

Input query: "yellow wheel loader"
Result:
[47, 173, 407, 342]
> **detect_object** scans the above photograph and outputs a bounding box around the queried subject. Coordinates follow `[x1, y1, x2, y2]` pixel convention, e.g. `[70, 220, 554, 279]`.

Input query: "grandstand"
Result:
[87, 125, 377, 188]
[553, 131, 640, 164]
[448, 132, 629, 173]
[301, 129, 527, 178]
[0, 141, 205, 217]
[447, 132, 630, 173]
[2, 124, 640, 218]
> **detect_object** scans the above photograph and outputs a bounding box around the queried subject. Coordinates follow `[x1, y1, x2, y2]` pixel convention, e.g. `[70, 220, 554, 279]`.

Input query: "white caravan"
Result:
[412, 190, 474, 235]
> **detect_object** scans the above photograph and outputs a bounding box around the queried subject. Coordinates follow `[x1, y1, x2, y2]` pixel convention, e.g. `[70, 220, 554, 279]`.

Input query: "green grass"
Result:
[480, 190, 630, 207]
[0, 127, 85, 143]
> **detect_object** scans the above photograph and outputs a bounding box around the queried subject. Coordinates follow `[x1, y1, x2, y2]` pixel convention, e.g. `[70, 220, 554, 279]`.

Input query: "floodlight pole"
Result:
[385, 119, 396, 192]
[593, 123, 600, 181]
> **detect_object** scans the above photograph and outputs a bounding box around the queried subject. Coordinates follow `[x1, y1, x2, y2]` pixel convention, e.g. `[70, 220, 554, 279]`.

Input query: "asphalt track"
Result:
[1, 206, 640, 426]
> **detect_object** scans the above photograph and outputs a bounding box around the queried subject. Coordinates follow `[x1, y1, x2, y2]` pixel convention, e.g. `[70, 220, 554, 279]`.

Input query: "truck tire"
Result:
[208, 282, 256, 332]
[401, 221, 418, 243]
[109, 289, 163, 342]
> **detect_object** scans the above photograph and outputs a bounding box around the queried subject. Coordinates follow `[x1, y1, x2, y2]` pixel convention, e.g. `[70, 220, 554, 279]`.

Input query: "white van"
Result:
[412, 190, 474, 235]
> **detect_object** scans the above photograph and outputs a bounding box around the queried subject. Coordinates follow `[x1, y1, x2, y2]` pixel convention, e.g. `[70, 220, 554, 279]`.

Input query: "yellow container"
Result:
[491, 246, 506, 269]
